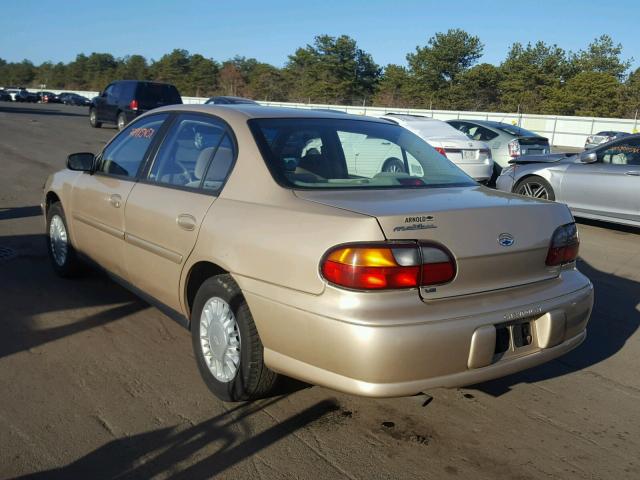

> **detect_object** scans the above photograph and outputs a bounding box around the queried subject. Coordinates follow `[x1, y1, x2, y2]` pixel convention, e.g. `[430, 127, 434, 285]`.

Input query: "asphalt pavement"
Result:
[0, 102, 639, 479]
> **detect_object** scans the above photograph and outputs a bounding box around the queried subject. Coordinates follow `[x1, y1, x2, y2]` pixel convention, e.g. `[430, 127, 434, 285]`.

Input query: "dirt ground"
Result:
[0, 102, 639, 479]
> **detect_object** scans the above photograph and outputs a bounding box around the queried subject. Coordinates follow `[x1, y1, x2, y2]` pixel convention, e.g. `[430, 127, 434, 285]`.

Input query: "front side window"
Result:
[97, 114, 168, 178]
[250, 118, 474, 189]
[597, 138, 640, 166]
[147, 114, 234, 192]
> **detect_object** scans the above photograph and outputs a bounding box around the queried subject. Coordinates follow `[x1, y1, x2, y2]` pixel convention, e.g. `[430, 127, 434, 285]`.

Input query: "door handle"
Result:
[625, 171, 640, 176]
[109, 194, 122, 208]
[176, 214, 196, 231]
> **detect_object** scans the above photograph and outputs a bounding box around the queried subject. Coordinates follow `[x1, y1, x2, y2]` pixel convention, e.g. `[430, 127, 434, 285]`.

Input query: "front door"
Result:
[561, 137, 640, 223]
[123, 113, 236, 312]
[70, 113, 169, 278]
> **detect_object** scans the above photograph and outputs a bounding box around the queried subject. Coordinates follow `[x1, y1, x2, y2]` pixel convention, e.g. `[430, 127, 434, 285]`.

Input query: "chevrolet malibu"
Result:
[42, 105, 594, 401]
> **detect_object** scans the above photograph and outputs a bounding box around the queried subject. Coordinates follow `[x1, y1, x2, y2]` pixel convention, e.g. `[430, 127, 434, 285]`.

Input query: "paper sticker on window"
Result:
[129, 127, 155, 139]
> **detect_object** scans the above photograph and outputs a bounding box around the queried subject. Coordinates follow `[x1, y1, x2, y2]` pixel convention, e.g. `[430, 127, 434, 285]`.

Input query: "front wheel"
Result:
[89, 108, 102, 128]
[46, 202, 82, 277]
[514, 176, 555, 201]
[191, 274, 278, 402]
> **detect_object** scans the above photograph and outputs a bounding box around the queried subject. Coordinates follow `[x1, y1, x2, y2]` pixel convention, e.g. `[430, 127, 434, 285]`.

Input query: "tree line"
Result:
[2, 30, 640, 118]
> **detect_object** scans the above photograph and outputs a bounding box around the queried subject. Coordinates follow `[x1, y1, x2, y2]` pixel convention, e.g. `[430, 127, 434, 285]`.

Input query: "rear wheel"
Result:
[89, 108, 102, 128]
[117, 112, 127, 130]
[382, 157, 405, 173]
[46, 202, 82, 277]
[191, 274, 278, 402]
[514, 176, 555, 201]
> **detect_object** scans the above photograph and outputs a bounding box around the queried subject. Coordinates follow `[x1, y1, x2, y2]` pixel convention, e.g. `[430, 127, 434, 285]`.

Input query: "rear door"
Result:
[561, 138, 640, 223]
[70, 113, 169, 278]
[123, 113, 235, 312]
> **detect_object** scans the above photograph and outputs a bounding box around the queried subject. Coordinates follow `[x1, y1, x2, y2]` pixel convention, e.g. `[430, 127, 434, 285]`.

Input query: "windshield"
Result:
[249, 118, 475, 189]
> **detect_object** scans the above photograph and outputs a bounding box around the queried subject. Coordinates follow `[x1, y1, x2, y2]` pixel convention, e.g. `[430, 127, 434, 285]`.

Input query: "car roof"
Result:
[150, 104, 390, 123]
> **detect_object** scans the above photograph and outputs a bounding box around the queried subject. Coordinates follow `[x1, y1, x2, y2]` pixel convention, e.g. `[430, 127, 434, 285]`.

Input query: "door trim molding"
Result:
[73, 213, 124, 239]
[125, 233, 183, 264]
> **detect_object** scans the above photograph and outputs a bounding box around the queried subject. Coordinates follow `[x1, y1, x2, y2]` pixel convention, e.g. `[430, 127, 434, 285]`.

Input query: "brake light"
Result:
[434, 147, 448, 158]
[546, 223, 579, 266]
[321, 243, 456, 290]
[508, 139, 521, 158]
[129, 99, 139, 111]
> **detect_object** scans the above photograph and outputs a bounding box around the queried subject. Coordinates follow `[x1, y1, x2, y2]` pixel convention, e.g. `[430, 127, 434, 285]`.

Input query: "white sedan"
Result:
[382, 114, 494, 183]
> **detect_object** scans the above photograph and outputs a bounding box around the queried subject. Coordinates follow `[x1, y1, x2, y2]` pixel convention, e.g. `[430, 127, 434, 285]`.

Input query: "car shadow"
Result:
[14, 395, 337, 479]
[0, 105, 87, 117]
[0, 205, 43, 220]
[0, 233, 311, 395]
[471, 257, 640, 396]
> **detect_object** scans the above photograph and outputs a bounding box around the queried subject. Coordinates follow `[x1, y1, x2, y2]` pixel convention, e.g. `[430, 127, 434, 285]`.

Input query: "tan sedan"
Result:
[42, 105, 593, 401]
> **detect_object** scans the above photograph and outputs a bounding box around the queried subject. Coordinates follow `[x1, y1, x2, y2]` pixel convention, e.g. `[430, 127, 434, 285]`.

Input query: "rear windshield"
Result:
[136, 83, 182, 105]
[491, 123, 539, 138]
[249, 118, 475, 189]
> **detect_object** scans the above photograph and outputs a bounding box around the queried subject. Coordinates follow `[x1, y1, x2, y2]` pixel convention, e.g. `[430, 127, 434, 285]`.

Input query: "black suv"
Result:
[89, 80, 182, 130]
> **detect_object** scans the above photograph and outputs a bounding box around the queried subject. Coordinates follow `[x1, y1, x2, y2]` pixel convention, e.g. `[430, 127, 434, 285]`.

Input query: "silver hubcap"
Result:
[49, 215, 68, 266]
[90, 110, 96, 123]
[199, 297, 241, 382]
[517, 181, 549, 199]
[118, 116, 124, 129]
[384, 162, 403, 173]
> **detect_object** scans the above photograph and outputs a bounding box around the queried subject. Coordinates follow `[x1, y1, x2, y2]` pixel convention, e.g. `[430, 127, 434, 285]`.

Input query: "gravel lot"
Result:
[0, 102, 639, 480]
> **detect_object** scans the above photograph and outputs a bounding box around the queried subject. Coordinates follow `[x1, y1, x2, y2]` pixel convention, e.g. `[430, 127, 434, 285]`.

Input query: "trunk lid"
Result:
[428, 138, 490, 164]
[517, 136, 550, 156]
[296, 187, 572, 300]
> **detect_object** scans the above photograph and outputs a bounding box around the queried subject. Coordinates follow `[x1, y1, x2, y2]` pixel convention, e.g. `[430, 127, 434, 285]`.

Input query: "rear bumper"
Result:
[457, 162, 493, 182]
[238, 270, 593, 397]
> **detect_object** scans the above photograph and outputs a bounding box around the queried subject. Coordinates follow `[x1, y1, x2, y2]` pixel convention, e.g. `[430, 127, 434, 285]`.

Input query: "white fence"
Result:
[23, 88, 640, 149]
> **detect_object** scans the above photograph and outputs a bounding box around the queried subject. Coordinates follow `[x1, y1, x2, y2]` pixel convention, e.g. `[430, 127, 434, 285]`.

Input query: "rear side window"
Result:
[137, 83, 182, 105]
[467, 125, 498, 142]
[98, 114, 168, 178]
[147, 113, 234, 193]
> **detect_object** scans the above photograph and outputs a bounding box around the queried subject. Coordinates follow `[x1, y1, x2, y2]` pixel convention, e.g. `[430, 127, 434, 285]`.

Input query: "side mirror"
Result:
[67, 152, 95, 172]
[579, 151, 597, 164]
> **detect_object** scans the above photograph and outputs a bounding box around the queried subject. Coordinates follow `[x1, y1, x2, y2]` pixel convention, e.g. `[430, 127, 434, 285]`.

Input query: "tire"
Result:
[381, 157, 405, 173]
[117, 112, 127, 131]
[89, 108, 102, 128]
[46, 202, 82, 277]
[191, 274, 278, 402]
[514, 176, 556, 201]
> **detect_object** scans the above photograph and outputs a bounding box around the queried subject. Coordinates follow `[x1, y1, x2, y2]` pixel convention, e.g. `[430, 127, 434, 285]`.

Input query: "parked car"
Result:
[4, 88, 22, 101]
[61, 93, 91, 106]
[43, 105, 593, 401]
[15, 89, 39, 103]
[447, 120, 551, 175]
[90, 80, 182, 130]
[38, 91, 61, 103]
[0, 89, 11, 101]
[205, 96, 258, 105]
[584, 131, 630, 150]
[496, 134, 640, 227]
[383, 114, 493, 183]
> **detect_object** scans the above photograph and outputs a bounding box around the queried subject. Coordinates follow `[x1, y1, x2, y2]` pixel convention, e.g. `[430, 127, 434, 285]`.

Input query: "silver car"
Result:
[447, 120, 551, 172]
[496, 135, 640, 227]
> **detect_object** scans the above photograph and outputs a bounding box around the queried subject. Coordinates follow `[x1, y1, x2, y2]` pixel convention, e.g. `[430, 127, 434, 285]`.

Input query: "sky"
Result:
[2, 0, 640, 70]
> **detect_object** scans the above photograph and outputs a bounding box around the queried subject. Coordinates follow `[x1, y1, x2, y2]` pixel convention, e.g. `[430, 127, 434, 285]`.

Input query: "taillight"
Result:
[129, 99, 139, 111]
[434, 147, 447, 158]
[508, 139, 521, 158]
[546, 223, 579, 266]
[321, 242, 456, 290]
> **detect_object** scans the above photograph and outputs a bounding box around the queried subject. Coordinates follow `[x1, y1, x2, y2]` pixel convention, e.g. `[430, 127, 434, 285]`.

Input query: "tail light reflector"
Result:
[508, 139, 521, 158]
[434, 147, 448, 158]
[321, 243, 455, 290]
[546, 223, 579, 266]
[129, 99, 139, 111]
